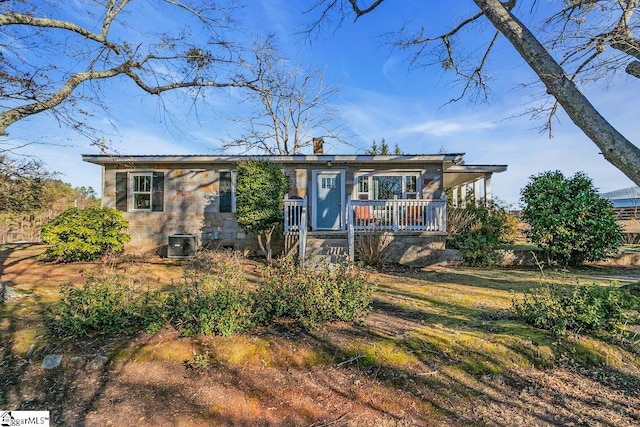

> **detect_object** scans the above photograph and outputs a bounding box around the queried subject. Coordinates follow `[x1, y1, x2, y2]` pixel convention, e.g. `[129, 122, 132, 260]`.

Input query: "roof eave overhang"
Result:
[81, 153, 466, 166]
[443, 164, 508, 188]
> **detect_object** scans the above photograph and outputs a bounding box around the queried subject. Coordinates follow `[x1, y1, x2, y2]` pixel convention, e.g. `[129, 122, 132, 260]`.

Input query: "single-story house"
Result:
[83, 143, 506, 266]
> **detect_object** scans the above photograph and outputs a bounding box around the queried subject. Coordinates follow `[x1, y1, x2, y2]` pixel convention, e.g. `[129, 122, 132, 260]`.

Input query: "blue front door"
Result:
[316, 172, 342, 229]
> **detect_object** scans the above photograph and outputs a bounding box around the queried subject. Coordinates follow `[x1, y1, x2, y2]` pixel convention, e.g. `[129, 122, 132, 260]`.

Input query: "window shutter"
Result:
[152, 172, 164, 212]
[115, 172, 128, 211]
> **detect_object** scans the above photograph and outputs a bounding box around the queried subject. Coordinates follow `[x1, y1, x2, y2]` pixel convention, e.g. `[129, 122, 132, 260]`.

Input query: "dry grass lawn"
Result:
[2, 243, 640, 426]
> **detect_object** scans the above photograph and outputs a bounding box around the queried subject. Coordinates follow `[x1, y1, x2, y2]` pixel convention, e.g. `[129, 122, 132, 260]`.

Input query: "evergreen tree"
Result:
[235, 160, 289, 260]
[366, 138, 402, 155]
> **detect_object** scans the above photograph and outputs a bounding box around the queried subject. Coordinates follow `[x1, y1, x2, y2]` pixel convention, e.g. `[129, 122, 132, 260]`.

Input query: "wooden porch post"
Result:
[473, 179, 481, 206]
[461, 185, 467, 208]
[452, 186, 459, 208]
[484, 174, 492, 205]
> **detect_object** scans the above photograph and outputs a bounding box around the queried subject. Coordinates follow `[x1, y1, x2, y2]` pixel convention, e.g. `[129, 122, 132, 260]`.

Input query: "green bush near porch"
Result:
[235, 160, 289, 261]
[447, 202, 515, 267]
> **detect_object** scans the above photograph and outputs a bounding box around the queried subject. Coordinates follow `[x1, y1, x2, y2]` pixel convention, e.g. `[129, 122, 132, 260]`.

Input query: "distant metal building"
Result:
[601, 187, 640, 219]
[601, 187, 640, 208]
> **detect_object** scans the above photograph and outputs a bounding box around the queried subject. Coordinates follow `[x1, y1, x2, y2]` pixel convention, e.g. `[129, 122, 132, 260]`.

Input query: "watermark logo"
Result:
[0, 411, 50, 427]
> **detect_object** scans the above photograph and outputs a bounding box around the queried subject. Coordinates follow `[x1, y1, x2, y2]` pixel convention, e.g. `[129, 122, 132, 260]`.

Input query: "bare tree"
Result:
[0, 0, 257, 143]
[307, 0, 640, 187]
[222, 37, 346, 155]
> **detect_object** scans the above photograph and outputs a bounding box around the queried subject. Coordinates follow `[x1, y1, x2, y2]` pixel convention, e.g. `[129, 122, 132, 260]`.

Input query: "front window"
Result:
[219, 171, 236, 213]
[372, 176, 403, 199]
[356, 173, 420, 200]
[132, 173, 152, 210]
[357, 176, 369, 200]
[405, 176, 418, 199]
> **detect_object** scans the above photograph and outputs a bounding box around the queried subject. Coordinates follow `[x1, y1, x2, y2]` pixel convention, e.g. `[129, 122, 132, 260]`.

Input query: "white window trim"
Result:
[353, 172, 422, 200]
[356, 175, 369, 200]
[219, 170, 237, 213]
[130, 172, 153, 212]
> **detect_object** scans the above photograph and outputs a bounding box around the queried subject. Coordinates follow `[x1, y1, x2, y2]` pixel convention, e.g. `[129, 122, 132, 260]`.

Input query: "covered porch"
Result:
[444, 164, 508, 207]
[284, 196, 447, 235]
[280, 160, 507, 265]
[284, 196, 447, 265]
[283, 162, 507, 236]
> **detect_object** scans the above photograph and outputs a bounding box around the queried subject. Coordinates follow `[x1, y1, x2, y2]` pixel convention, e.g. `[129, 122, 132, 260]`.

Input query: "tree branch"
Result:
[627, 60, 640, 78]
[102, 0, 130, 38]
[122, 64, 253, 95]
[347, 0, 386, 19]
[0, 55, 255, 136]
[0, 12, 120, 54]
[0, 67, 126, 135]
[474, 0, 640, 187]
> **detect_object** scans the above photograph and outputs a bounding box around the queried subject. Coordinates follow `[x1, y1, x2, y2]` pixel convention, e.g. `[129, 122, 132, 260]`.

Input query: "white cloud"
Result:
[398, 120, 496, 136]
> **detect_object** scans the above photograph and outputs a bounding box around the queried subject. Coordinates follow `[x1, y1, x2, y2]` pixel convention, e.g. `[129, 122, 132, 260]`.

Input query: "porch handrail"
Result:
[351, 198, 447, 233]
[299, 196, 308, 265]
[284, 195, 306, 234]
[347, 198, 354, 262]
[284, 195, 308, 265]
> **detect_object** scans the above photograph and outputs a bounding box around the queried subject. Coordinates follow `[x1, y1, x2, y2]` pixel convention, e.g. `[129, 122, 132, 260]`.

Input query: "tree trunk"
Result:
[474, 0, 640, 187]
[256, 233, 266, 257]
[257, 230, 274, 261]
[264, 228, 274, 261]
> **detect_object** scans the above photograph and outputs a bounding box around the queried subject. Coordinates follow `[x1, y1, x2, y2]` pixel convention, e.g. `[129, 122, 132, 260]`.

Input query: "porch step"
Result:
[305, 237, 348, 265]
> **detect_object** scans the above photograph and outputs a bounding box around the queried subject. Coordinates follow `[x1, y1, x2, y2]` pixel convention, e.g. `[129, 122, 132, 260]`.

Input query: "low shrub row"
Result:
[255, 258, 375, 330]
[50, 251, 376, 339]
[511, 283, 639, 336]
[52, 272, 164, 337]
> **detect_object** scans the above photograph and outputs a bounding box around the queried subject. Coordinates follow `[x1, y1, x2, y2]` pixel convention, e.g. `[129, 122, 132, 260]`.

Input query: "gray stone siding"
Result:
[380, 233, 446, 266]
[100, 160, 446, 257]
[103, 164, 258, 254]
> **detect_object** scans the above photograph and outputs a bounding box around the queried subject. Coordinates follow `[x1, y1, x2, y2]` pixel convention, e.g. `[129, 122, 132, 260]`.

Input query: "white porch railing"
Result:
[347, 198, 355, 262]
[285, 196, 447, 234]
[350, 198, 447, 233]
[284, 196, 306, 234]
[284, 195, 308, 264]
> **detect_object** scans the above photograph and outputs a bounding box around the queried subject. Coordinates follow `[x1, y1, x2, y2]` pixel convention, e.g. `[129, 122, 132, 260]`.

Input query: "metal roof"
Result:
[601, 186, 640, 200]
[82, 153, 466, 165]
[442, 164, 508, 188]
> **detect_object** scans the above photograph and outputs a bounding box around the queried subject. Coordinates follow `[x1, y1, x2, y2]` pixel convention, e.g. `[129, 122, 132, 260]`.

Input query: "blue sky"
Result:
[4, 1, 638, 206]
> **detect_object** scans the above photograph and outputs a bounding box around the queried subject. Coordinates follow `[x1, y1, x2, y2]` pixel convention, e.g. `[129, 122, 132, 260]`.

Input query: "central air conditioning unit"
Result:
[167, 234, 197, 258]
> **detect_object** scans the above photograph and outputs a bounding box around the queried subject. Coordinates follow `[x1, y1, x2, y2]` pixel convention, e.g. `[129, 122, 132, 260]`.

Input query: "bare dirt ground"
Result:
[2, 244, 640, 426]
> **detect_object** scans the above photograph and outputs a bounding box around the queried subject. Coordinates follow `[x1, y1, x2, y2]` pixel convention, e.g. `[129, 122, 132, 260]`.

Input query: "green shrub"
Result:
[236, 160, 289, 260]
[448, 203, 512, 267]
[51, 272, 164, 338]
[512, 284, 638, 336]
[53, 249, 376, 339]
[521, 170, 623, 266]
[164, 254, 254, 337]
[41, 206, 131, 262]
[254, 259, 376, 330]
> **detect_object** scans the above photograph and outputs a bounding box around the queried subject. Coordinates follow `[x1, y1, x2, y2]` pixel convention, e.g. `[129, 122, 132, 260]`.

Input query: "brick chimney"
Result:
[312, 137, 324, 154]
